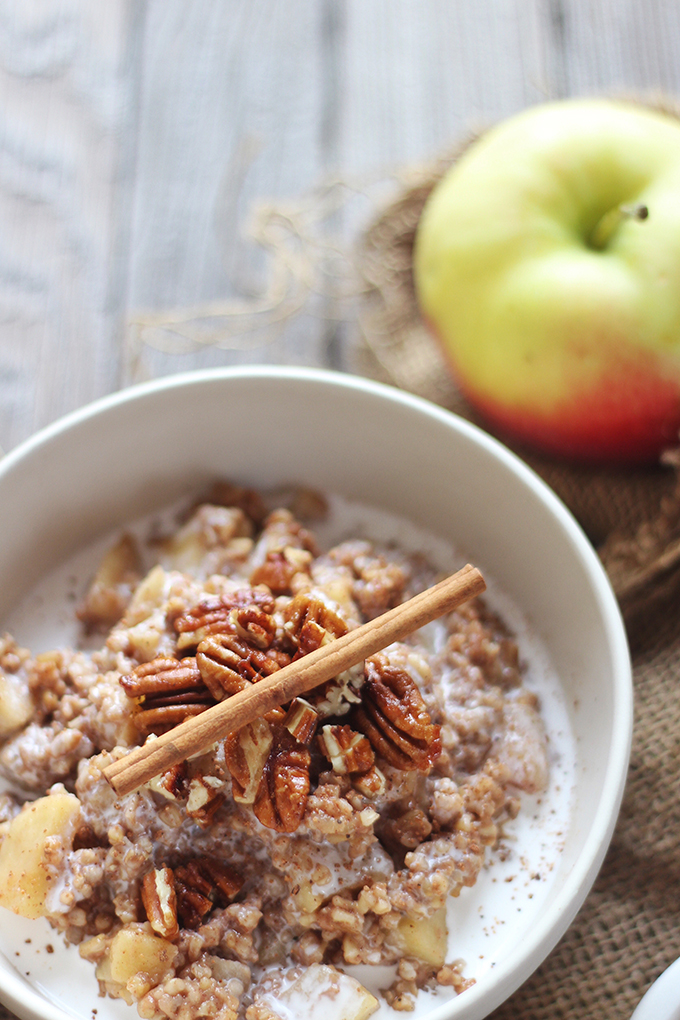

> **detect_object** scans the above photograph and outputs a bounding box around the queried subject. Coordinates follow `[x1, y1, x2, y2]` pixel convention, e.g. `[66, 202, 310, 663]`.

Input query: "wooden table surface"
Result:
[2, 0, 680, 455]
[0, 2, 679, 1018]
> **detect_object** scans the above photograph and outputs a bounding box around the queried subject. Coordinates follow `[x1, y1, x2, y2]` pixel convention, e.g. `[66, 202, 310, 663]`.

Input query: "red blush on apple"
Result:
[457, 354, 680, 465]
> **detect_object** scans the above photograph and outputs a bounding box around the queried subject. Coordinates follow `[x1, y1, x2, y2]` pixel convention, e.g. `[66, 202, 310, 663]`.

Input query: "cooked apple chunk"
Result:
[0, 671, 32, 738]
[108, 925, 178, 985]
[263, 964, 378, 1020]
[77, 533, 142, 630]
[0, 792, 80, 918]
[396, 906, 448, 967]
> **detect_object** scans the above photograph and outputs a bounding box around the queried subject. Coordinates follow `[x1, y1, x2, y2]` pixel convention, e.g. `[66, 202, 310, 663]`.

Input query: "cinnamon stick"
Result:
[103, 563, 485, 796]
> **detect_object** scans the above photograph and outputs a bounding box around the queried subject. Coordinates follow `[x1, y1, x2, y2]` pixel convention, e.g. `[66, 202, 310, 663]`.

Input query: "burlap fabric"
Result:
[355, 156, 680, 1018]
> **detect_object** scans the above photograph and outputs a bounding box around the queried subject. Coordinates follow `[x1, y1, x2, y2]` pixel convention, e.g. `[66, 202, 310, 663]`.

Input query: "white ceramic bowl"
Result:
[631, 957, 680, 1020]
[0, 367, 632, 1020]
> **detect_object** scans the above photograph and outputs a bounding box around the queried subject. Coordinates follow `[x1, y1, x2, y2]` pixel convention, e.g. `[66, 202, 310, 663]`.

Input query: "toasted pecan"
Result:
[353, 654, 441, 772]
[252, 732, 311, 833]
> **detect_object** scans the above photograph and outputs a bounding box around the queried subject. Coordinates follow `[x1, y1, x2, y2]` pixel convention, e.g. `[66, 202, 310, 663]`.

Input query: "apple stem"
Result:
[589, 202, 649, 250]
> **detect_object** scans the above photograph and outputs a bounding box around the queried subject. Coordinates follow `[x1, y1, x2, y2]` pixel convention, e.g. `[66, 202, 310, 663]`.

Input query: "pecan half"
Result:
[134, 703, 211, 736]
[174, 856, 243, 929]
[230, 604, 277, 649]
[248, 509, 317, 595]
[283, 592, 348, 655]
[141, 866, 179, 939]
[198, 856, 244, 902]
[120, 656, 204, 699]
[353, 654, 441, 772]
[224, 717, 274, 804]
[120, 656, 215, 735]
[253, 733, 311, 833]
[319, 724, 375, 775]
[174, 589, 275, 651]
[280, 592, 359, 716]
[174, 867, 213, 929]
[196, 633, 287, 700]
[250, 550, 309, 595]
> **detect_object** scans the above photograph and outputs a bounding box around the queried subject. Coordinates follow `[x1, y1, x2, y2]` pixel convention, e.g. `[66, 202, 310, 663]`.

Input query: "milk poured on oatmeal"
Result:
[313, 497, 577, 1012]
[0, 489, 576, 1020]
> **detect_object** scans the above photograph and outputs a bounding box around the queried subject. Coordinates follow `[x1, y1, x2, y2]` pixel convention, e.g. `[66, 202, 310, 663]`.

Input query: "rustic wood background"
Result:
[2, 0, 680, 455]
[0, 2, 679, 1018]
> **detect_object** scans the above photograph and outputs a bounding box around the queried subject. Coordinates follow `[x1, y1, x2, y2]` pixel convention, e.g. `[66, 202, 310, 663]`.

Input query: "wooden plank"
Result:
[535, 0, 680, 100]
[3, 0, 680, 436]
[340, 0, 545, 175]
[0, 0, 142, 452]
[336, 0, 548, 370]
[122, 0, 334, 384]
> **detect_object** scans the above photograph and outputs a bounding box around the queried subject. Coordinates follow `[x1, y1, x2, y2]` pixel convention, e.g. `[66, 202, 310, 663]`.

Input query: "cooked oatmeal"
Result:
[0, 484, 549, 1020]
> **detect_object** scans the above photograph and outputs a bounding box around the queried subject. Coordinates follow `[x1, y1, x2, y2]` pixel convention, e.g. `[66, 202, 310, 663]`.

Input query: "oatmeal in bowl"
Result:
[0, 482, 551, 1019]
[0, 368, 631, 1020]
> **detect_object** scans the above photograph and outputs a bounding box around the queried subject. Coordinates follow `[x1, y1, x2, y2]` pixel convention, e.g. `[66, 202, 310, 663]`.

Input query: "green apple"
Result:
[414, 98, 680, 464]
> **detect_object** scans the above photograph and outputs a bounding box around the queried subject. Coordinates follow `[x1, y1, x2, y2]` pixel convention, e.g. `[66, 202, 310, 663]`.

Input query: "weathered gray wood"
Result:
[339, 0, 545, 173]
[122, 0, 334, 384]
[537, 0, 680, 100]
[0, 0, 142, 453]
[2, 0, 680, 439]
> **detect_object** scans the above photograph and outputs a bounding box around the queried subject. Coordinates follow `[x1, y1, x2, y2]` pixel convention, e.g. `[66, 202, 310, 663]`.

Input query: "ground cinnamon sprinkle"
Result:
[0, 485, 549, 1019]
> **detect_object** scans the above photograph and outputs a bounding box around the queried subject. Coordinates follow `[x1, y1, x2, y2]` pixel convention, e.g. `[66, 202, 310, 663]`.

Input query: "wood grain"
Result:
[1, 0, 680, 451]
[0, 0, 141, 452]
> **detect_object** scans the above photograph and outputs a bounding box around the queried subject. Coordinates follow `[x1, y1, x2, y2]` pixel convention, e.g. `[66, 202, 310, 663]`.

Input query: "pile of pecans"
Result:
[120, 585, 442, 841]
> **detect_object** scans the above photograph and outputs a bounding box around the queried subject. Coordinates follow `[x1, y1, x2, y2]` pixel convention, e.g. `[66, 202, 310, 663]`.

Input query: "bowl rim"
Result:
[0, 366, 633, 1020]
[631, 956, 680, 1020]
